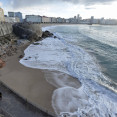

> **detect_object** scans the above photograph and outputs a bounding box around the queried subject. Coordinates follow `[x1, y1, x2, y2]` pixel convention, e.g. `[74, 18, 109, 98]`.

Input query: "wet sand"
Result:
[0, 44, 56, 115]
[0, 24, 81, 116]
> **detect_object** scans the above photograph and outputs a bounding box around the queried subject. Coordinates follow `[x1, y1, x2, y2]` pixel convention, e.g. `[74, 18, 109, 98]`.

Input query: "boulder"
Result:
[42, 30, 53, 38]
[19, 55, 23, 58]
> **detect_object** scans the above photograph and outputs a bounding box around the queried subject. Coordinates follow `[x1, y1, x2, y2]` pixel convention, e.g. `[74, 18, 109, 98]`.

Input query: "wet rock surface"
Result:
[0, 34, 18, 60]
[42, 31, 53, 38]
[13, 23, 43, 42]
[13, 23, 54, 42]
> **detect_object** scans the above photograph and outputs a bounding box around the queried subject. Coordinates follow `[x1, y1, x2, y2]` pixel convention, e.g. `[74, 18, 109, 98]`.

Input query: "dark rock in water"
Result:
[19, 55, 23, 58]
[0, 92, 2, 100]
[54, 36, 57, 38]
[42, 30, 53, 38]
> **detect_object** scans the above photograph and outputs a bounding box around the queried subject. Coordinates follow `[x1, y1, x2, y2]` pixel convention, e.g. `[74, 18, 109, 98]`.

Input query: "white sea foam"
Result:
[20, 26, 117, 117]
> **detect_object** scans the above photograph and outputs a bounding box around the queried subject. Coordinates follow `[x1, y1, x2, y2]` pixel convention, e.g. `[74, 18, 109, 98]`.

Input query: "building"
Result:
[74, 16, 77, 19]
[90, 16, 94, 24]
[5, 17, 20, 23]
[77, 14, 80, 20]
[80, 19, 90, 24]
[62, 18, 66, 23]
[57, 17, 63, 23]
[104, 19, 117, 25]
[8, 12, 15, 17]
[51, 17, 57, 23]
[8, 11, 22, 22]
[66, 19, 70, 23]
[26, 15, 42, 23]
[42, 16, 51, 23]
[77, 14, 82, 23]
[100, 18, 105, 25]
[15, 12, 22, 22]
[0, 8, 5, 22]
[68, 18, 77, 23]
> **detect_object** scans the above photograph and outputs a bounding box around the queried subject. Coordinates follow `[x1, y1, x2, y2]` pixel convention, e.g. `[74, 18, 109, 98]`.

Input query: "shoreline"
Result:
[0, 24, 81, 117]
[0, 42, 56, 116]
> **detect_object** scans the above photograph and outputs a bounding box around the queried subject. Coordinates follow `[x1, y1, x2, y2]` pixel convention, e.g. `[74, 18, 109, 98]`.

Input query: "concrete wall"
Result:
[0, 22, 13, 37]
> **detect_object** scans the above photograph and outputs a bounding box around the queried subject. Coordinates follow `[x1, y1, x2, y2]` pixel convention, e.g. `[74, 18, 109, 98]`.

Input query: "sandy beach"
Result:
[0, 43, 56, 115]
[0, 24, 81, 116]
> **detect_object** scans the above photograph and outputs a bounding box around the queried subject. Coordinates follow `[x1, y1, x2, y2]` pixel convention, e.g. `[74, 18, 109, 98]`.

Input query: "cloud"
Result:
[85, 7, 96, 10]
[63, 0, 116, 5]
[9, 0, 117, 9]
[0, 1, 3, 7]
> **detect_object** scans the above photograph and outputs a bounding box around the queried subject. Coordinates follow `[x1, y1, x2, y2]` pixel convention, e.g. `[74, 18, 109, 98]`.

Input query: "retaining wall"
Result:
[0, 23, 13, 37]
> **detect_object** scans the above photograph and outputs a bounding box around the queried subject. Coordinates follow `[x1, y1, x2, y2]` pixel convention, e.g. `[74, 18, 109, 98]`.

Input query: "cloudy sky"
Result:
[0, 0, 117, 19]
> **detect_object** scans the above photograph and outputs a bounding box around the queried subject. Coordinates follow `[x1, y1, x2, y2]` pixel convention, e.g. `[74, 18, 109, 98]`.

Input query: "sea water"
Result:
[20, 25, 117, 117]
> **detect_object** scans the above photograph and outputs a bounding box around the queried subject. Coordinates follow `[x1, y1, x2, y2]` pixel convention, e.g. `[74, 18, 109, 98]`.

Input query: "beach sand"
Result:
[0, 25, 81, 116]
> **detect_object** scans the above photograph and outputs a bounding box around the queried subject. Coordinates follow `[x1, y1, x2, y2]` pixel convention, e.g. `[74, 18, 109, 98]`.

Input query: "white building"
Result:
[5, 17, 20, 23]
[57, 17, 63, 23]
[42, 16, 51, 23]
[51, 17, 57, 23]
[26, 15, 42, 23]
[100, 18, 105, 25]
[0, 8, 5, 22]
[105, 19, 117, 25]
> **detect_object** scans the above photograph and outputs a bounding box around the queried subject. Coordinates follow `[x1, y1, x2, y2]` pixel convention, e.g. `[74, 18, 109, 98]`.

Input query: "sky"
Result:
[0, 0, 117, 19]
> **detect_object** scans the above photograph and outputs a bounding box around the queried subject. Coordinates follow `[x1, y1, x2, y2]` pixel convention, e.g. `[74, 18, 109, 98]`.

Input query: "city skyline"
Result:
[1, 0, 117, 19]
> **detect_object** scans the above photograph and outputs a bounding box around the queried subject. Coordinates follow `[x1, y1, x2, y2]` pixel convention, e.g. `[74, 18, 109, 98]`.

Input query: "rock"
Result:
[0, 114, 4, 117]
[54, 36, 57, 38]
[42, 30, 53, 38]
[0, 92, 2, 100]
[13, 23, 42, 42]
[19, 55, 23, 58]
[0, 59, 5, 68]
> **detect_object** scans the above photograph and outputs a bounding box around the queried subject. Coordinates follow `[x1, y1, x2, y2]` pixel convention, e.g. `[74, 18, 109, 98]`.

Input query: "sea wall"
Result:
[0, 22, 13, 37]
[13, 23, 42, 41]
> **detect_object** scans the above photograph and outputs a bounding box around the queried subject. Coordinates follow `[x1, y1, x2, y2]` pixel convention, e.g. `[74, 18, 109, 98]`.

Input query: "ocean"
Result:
[20, 25, 117, 117]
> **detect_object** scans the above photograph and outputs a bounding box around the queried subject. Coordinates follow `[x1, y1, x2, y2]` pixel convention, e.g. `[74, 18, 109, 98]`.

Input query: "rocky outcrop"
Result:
[0, 33, 18, 59]
[0, 44, 17, 59]
[13, 23, 42, 42]
[42, 31, 53, 38]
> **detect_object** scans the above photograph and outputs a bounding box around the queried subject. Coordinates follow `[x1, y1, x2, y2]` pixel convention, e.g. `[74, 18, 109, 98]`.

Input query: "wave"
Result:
[20, 26, 117, 117]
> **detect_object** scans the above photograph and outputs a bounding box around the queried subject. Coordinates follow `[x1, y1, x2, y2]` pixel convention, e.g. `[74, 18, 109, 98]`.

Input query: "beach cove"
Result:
[0, 24, 81, 117]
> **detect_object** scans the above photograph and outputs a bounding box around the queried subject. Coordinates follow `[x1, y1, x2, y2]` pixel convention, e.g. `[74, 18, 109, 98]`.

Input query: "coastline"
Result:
[0, 24, 81, 116]
[0, 42, 56, 116]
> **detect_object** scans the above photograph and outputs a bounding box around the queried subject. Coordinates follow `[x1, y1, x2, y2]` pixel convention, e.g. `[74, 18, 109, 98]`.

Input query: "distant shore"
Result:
[0, 24, 81, 116]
